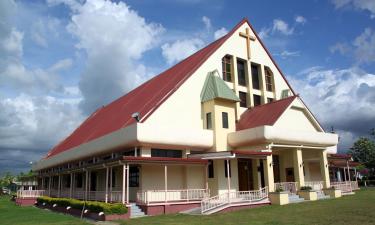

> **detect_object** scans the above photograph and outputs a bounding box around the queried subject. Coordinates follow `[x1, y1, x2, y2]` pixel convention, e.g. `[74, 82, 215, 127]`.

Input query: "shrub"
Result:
[300, 186, 312, 191]
[275, 187, 284, 193]
[37, 196, 127, 215]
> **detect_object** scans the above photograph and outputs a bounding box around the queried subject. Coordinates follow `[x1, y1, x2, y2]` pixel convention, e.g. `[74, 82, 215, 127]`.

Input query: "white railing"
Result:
[305, 181, 324, 191]
[331, 182, 353, 193]
[137, 189, 209, 204]
[201, 187, 268, 214]
[274, 182, 298, 194]
[17, 190, 45, 198]
[350, 181, 359, 190]
[109, 191, 122, 202]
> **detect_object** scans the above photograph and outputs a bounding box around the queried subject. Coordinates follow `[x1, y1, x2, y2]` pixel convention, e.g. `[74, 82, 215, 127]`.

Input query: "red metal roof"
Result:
[231, 150, 272, 156]
[236, 96, 297, 131]
[122, 156, 208, 164]
[45, 18, 296, 159]
[328, 154, 352, 160]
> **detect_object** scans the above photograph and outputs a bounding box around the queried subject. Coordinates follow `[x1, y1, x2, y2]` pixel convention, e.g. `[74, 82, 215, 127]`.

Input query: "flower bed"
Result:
[36, 196, 129, 221]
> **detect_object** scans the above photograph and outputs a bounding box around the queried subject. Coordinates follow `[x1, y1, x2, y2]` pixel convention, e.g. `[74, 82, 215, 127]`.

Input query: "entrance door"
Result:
[285, 168, 295, 182]
[238, 159, 254, 191]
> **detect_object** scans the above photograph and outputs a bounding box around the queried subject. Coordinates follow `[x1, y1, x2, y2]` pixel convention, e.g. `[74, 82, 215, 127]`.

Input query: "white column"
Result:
[70, 173, 73, 198]
[343, 167, 347, 181]
[48, 176, 51, 196]
[319, 150, 330, 188]
[205, 164, 208, 190]
[346, 161, 351, 182]
[105, 167, 109, 203]
[226, 159, 231, 192]
[354, 168, 358, 182]
[109, 167, 113, 202]
[164, 165, 168, 202]
[122, 164, 126, 204]
[41, 177, 44, 190]
[126, 164, 130, 204]
[293, 149, 305, 188]
[264, 155, 275, 192]
[58, 175, 61, 197]
[85, 170, 89, 200]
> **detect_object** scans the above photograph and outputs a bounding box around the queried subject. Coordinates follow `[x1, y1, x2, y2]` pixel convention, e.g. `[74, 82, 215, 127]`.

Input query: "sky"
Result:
[1, 0, 375, 175]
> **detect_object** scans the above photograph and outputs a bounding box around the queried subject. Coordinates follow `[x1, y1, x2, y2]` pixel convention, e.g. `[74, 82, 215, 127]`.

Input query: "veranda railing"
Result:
[274, 182, 298, 194]
[137, 189, 209, 204]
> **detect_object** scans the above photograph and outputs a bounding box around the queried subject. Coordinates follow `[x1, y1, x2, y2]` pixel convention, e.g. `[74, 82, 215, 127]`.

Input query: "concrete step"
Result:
[288, 195, 305, 203]
[129, 203, 147, 218]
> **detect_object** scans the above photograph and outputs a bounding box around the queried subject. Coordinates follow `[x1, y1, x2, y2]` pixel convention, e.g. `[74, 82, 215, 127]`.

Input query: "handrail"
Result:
[331, 181, 353, 193]
[137, 189, 209, 204]
[201, 187, 268, 214]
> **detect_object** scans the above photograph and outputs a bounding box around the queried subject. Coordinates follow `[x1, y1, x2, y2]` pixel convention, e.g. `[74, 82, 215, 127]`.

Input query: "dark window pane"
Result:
[265, 68, 273, 92]
[267, 98, 273, 103]
[224, 160, 231, 178]
[206, 112, 212, 129]
[251, 64, 260, 90]
[222, 112, 229, 128]
[208, 160, 214, 178]
[253, 95, 261, 106]
[222, 55, 232, 82]
[239, 91, 247, 108]
[237, 60, 246, 86]
[129, 166, 139, 187]
[151, 149, 182, 158]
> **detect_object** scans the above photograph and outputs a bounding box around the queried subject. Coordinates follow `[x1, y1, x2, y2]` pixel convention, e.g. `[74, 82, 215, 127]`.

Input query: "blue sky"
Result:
[1, 0, 375, 174]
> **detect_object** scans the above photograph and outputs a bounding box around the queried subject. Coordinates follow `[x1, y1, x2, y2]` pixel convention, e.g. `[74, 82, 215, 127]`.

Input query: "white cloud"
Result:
[272, 19, 294, 35]
[275, 50, 300, 59]
[330, 28, 375, 65]
[53, 0, 164, 114]
[332, 0, 375, 18]
[30, 17, 61, 48]
[295, 15, 307, 24]
[290, 67, 375, 150]
[202, 16, 212, 31]
[161, 38, 204, 64]
[214, 27, 228, 40]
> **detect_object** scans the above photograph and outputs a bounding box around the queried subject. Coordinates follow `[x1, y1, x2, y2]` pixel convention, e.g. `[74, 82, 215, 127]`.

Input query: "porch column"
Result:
[69, 173, 73, 198]
[343, 167, 347, 181]
[126, 164, 130, 204]
[293, 149, 305, 188]
[263, 155, 275, 192]
[122, 164, 126, 204]
[346, 160, 351, 182]
[105, 166, 109, 203]
[48, 176, 51, 196]
[226, 159, 231, 192]
[205, 164, 208, 190]
[85, 170, 89, 200]
[58, 175, 61, 197]
[109, 167, 113, 202]
[164, 164, 168, 202]
[252, 159, 261, 189]
[41, 177, 44, 190]
[88, 171, 91, 200]
[319, 150, 330, 188]
[354, 167, 358, 182]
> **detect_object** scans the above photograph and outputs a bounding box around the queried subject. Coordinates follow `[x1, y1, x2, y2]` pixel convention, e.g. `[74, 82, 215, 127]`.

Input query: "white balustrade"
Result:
[305, 181, 324, 191]
[331, 181, 353, 193]
[17, 190, 45, 198]
[274, 182, 298, 194]
[137, 189, 209, 204]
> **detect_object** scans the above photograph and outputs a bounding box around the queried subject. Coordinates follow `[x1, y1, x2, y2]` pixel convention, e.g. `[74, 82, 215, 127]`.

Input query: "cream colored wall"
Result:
[185, 165, 205, 189]
[274, 107, 320, 132]
[216, 159, 239, 195]
[144, 22, 292, 153]
[307, 162, 323, 181]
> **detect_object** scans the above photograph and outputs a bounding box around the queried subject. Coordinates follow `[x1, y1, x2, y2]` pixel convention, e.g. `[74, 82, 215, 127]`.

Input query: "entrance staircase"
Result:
[129, 203, 146, 218]
[316, 191, 330, 200]
[288, 193, 305, 203]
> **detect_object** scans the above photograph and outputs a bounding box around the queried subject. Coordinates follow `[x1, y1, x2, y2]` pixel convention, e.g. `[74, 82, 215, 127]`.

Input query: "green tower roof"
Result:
[200, 70, 241, 103]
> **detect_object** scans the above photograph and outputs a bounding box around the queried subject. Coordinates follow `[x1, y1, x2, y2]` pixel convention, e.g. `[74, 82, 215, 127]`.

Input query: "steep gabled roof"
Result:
[201, 70, 240, 103]
[45, 18, 297, 159]
[236, 96, 297, 131]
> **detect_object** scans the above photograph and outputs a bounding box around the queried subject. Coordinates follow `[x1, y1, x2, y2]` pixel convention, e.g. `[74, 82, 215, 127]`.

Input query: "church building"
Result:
[32, 18, 340, 215]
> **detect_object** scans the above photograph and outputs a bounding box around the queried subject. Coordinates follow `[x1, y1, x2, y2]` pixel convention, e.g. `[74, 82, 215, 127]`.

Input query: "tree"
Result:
[349, 129, 375, 176]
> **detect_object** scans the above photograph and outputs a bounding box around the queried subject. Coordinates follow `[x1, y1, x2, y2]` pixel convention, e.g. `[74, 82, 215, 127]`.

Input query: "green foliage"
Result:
[275, 187, 284, 192]
[36, 196, 127, 215]
[349, 135, 375, 172]
[300, 186, 313, 191]
[0, 172, 15, 188]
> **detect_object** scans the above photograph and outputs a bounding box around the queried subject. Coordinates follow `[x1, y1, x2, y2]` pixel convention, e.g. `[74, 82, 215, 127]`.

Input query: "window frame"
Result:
[265, 67, 274, 92]
[206, 112, 212, 129]
[237, 59, 247, 86]
[251, 64, 260, 90]
[222, 55, 232, 82]
[222, 112, 229, 129]
[253, 94, 261, 107]
[239, 91, 247, 108]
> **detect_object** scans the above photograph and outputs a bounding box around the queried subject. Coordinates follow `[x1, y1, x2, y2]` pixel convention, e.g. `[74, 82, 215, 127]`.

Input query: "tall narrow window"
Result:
[129, 166, 139, 187]
[222, 112, 229, 128]
[265, 68, 273, 92]
[208, 160, 214, 178]
[251, 64, 260, 90]
[237, 59, 246, 86]
[222, 55, 232, 82]
[239, 91, 247, 108]
[206, 112, 212, 129]
[267, 98, 274, 103]
[253, 95, 261, 106]
[151, 149, 183, 158]
[224, 160, 231, 178]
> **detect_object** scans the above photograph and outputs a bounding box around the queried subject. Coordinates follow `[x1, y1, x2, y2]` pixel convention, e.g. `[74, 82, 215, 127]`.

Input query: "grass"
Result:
[1, 188, 374, 225]
[0, 196, 90, 225]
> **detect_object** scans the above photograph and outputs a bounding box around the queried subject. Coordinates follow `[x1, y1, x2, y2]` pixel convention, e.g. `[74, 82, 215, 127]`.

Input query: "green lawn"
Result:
[1, 189, 375, 225]
[0, 196, 90, 225]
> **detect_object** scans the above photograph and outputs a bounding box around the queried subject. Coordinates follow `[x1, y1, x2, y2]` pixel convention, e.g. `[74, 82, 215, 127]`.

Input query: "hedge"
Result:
[300, 186, 312, 191]
[37, 196, 127, 215]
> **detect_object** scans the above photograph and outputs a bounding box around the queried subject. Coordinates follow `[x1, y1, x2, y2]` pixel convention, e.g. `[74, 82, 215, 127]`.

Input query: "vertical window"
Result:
[151, 149, 183, 158]
[129, 166, 139, 187]
[222, 55, 232, 82]
[253, 95, 261, 107]
[237, 59, 246, 86]
[251, 64, 260, 90]
[267, 98, 274, 103]
[222, 112, 229, 128]
[239, 91, 247, 108]
[76, 174, 83, 188]
[265, 68, 273, 92]
[206, 112, 212, 129]
[208, 160, 214, 178]
[111, 169, 116, 188]
[224, 160, 231, 178]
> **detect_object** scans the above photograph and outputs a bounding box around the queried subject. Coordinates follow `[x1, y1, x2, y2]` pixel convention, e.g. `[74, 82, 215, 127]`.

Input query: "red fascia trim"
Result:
[328, 153, 352, 159]
[231, 150, 272, 156]
[122, 156, 208, 164]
